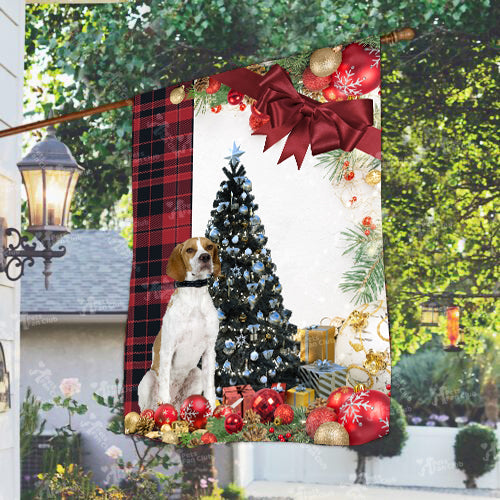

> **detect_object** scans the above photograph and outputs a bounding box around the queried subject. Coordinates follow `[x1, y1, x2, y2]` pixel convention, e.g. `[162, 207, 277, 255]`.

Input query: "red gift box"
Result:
[222, 385, 255, 417]
[271, 382, 287, 394]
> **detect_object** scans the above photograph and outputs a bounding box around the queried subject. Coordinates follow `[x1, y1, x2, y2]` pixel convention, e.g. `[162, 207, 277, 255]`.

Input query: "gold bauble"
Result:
[160, 423, 172, 433]
[239, 313, 247, 322]
[170, 85, 185, 105]
[145, 431, 161, 439]
[363, 349, 387, 375]
[365, 170, 382, 186]
[309, 46, 343, 77]
[124, 412, 140, 434]
[314, 422, 350, 446]
[171, 420, 190, 435]
[192, 429, 208, 438]
[353, 383, 366, 393]
[161, 430, 179, 445]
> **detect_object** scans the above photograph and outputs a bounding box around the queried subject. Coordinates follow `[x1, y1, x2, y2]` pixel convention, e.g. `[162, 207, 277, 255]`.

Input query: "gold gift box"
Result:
[285, 386, 315, 407]
[296, 323, 337, 363]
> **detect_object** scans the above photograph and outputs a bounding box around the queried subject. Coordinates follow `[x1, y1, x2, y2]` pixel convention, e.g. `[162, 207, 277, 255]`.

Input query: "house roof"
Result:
[21, 230, 132, 314]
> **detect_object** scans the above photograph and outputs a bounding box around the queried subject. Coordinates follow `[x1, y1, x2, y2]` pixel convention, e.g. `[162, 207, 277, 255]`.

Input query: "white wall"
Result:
[0, 1, 25, 499]
[237, 426, 500, 489]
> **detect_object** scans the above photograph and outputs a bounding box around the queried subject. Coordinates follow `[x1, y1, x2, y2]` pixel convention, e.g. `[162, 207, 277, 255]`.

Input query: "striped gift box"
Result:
[299, 361, 347, 399]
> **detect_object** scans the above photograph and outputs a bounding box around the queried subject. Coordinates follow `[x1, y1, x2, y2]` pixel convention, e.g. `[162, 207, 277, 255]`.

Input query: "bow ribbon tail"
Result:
[277, 119, 311, 168]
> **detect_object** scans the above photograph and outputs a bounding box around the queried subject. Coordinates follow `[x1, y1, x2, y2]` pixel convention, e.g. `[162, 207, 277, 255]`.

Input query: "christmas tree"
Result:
[205, 143, 300, 395]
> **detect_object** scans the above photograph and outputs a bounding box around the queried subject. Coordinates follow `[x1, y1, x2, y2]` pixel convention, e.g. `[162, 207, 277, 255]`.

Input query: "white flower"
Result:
[105, 445, 123, 460]
[59, 378, 81, 398]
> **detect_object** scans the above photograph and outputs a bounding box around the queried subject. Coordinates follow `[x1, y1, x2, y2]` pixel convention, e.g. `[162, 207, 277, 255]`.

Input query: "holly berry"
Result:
[364, 229, 371, 236]
[269, 427, 275, 433]
[362, 216, 373, 227]
[344, 160, 350, 167]
[344, 171, 355, 181]
[239, 103, 247, 111]
[285, 432, 292, 439]
[227, 89, 244, 105]
[206, 77, 221, 94]
[386, 384, 391, 390]
[352, 196, 357, 202]
[211, 105, 222, 113]
[387, 392, 391, 397]
[278, 434, 284, 440]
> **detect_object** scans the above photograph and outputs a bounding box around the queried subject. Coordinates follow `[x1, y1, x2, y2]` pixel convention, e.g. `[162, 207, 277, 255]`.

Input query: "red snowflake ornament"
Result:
[179, 395, 212, 430]
[338, 390, 390, 445]
[331, 43, 380, 97]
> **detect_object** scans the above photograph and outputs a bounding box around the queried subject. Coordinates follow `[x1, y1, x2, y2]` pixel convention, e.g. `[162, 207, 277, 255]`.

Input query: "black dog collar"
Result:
[174, 279, 209, 288]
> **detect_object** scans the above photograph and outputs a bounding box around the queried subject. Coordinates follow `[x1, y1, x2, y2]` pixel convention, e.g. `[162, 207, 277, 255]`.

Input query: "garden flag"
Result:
[123, 38, 391, 446]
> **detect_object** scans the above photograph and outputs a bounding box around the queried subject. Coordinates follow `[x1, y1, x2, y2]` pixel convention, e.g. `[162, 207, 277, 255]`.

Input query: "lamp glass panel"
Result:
[62, 171, 80, 226]
[44, 169, 72, 226]
[21, 169, 44, 227]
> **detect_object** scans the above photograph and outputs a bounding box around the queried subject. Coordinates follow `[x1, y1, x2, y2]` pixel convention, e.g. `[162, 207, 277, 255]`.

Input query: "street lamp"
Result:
[0, 125, 83, 289]
[420, 299, 440, 327]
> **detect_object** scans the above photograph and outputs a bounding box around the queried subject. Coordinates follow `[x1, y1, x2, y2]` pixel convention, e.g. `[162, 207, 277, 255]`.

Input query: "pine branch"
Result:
[274, 50, 312, 85]
[188, 83, 231, 115]
[357, 35, 381, 49]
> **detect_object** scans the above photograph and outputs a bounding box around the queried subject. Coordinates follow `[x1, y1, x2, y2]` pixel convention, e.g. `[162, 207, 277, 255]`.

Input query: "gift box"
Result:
[271, 382, 286, 395]
[222, 385, 255, 417]
[299, 360, 347, 399]
[285, 385, 315, 407]
[296, 320, 337, 363]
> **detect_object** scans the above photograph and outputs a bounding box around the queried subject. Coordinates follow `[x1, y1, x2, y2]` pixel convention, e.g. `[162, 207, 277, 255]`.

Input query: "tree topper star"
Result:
[225, 142, 245, 165]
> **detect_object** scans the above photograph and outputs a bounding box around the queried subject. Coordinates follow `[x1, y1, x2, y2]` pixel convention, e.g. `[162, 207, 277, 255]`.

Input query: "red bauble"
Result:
[322, 84, 347, 102]
[362, 216, 373, 227]
[239, 103, 247, 111]
[140, 409, 155, 420]
[249, 114, 270, 132]
[344, 171, 355, 181]
[338, 390, 390, 445]
[227, 89, 244, 105]
[302, 66, 331, 91]
[224, 413, 244, 434]
[179, 395, 212, 430]
[213, 404, 233, 420]
[331, 43, 380, 97]
[206, 77, 221, 94]
[327, 386, 354, 412]
[154, 404, 178, 428]
[251, 389, 283, 423]
[274, 403, 294, 425]
[201, 432, 218, 444]
[305, 407, 337, 439]
[364, 229, 371, 236]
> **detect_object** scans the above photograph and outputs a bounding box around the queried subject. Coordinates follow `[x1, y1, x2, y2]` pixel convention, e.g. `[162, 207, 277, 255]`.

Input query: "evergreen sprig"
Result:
[357, 35, 381, 49]
[188, 83, 231, 115]
[274, 50, 312, 85]
[339, 223, 385, 305]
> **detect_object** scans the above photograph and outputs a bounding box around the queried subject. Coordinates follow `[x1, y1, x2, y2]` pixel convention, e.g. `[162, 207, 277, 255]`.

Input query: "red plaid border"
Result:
[124, 85, 194, 414]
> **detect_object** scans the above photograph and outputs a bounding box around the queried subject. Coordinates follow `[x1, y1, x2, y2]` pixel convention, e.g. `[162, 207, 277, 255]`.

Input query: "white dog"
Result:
[137, 237, 221, 412]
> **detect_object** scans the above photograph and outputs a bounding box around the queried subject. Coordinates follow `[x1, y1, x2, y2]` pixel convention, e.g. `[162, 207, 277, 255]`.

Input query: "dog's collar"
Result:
[174, 279, 209, 288]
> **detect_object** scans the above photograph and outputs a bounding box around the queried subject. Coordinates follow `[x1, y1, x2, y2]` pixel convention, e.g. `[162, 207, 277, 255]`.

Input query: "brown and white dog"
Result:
[137, 237, 221, 412]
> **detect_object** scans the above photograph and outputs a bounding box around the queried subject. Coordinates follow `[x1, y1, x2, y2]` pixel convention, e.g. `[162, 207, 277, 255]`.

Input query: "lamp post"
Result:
[420, 299, 440, 327]
[0, 125, 83, 289]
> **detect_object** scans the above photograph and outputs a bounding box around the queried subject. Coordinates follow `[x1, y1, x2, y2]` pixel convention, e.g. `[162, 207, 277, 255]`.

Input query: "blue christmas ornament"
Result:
[224, 220, 230, 226]
[275, 283, 282, 292]
[253, 261, 264, 273]
[250, 351, 259, 361]
[247, 283, 258, 292]
[239, 205, 249, 215]
[275, 356, 283, 365]
[244, 248, 252, 256]
[209, 227, 220, 240]
[269, 299, 279, 308]
[217, 309, 226, 320]
[263, 349, 274, 360]
[232, 235, 239, 244]
[256, 234, 266, 244]
[243, 178, 252, 192]
[215, 362, 219, 369]
[248, 294, 257, 308]
[223, 360, 231, 371]
[243, 270, 251, 281]
[212, 280, 219, 289]
[268, 369, 276, 378]
[241, 192, 248, 200]
[229, 378, 237, 386]
[243, 368, 251, 377]
[257, 311, 264, 320]
[269, 311, 281, 324]
[260, 375, 268, 384]
[261, 248, 267, 255]
[222, 238, 229, 246]
[233, 247, 240, 255]
[250, 215, 261, 225]
[259, 277, 266, 286]
[225, 340, 235, 349]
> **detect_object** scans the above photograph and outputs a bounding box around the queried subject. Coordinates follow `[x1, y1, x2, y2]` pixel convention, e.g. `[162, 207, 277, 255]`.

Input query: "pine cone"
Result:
[244, 409, 261, 425]
[305, 398, 328, 416]
[189, 437, 202, 447]
[302, 88, 326, 102]
[242, 424, 270, 442]
[247, 64, 268, 75]
[194, 76, 210, 92]
[135, 416, 155, 435]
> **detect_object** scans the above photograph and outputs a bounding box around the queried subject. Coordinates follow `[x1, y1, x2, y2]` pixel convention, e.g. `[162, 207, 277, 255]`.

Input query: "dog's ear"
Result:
[166, 242, 186, 281]
[212, 244, 221, 277]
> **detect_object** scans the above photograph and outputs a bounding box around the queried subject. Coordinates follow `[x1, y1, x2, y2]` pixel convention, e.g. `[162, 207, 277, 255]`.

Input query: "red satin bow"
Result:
[252, 65, 374, 168]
